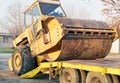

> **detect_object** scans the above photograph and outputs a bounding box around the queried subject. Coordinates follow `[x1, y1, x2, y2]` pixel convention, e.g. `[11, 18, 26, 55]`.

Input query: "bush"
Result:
[0, 48, 13, 53]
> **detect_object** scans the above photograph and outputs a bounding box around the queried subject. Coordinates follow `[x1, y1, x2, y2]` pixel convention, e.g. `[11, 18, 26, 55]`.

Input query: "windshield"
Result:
[40, 3, 66, 17]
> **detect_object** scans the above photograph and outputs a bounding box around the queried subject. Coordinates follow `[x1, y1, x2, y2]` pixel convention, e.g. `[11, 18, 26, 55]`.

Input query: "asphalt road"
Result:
[0, 53, 59, 83]
[0, 53, 10, 70]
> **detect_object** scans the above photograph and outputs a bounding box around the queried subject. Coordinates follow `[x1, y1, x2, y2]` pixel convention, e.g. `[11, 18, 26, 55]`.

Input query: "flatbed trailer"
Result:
[19, 57, 120, 83]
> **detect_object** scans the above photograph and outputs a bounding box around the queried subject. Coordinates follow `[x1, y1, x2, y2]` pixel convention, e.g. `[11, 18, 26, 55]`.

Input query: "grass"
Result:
[0, 48, 13, 53]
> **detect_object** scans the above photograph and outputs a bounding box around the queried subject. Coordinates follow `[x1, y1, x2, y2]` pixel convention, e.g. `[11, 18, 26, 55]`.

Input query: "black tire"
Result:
[12, 46, 37, 76]
[59, 68, 79, 83]
[110, 75, 119, 83]
[86, 71, 112, 83]
[79, 70, 86, 83]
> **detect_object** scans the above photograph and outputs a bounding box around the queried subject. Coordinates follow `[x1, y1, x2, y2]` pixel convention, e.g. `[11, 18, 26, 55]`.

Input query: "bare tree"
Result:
[3, 1, 24, 37]
[101, 0, 120, 25]
[65, 5, 92, 19]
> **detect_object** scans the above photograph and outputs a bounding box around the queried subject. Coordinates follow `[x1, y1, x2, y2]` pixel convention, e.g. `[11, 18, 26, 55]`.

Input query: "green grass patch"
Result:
[0, 48, 13, 53]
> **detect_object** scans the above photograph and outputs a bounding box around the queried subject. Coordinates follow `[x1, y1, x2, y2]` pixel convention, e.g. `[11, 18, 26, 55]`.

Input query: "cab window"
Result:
[32, 5, 40, 21]
[40, 3, 65, 17]
[25, 10, 32, 27]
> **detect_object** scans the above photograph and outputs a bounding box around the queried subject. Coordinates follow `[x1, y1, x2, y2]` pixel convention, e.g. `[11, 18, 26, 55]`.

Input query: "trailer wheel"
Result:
[59, 68, 79, 83]
[86, 72, 112, 83]
[12, 46, 37, 76]
[110, 75, 119, 83]
[79, 70, 86, 83]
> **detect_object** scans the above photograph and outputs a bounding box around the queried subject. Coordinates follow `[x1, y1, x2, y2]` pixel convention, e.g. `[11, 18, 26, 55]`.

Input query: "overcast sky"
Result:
[0, 0, 104, 20]
[0, 0, 105, 32]
[61, 0, 104, 20]
[0, 0, 33, 18]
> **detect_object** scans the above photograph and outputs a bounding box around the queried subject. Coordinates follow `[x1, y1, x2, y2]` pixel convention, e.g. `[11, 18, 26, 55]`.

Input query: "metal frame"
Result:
[20, 60, 120, 78]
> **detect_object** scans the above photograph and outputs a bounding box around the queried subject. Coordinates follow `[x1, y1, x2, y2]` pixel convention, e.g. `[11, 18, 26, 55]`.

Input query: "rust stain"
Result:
[44, 17, 115, 61]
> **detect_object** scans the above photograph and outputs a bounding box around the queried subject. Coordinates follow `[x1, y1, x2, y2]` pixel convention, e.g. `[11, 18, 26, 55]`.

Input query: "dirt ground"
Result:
[0, 53, 120, 83]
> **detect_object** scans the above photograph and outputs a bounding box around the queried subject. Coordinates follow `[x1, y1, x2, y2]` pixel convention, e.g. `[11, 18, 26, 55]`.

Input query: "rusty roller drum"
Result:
[58, 38, 113, 60]
[44, 37, 113, 61]
[44, 17, 115, 61]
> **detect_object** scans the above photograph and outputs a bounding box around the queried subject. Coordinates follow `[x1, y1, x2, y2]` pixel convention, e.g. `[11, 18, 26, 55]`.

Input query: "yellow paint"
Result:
[37, 19, 42, 32]
[113, 28, 119, 41]
[37, 56, 44, 63]
[44, 50, 61, 61]
[20, 61, 120, 78]
[20, 62, 62, 78]
[24, 0, 60, 13]
[8, 58, 13, 71]
[47, 18, 60, 30]
[13, 53, 22, 70]
[30, 18, 64, 56]
[107, 68, 120, 76]
[13, 31, 26, 47]
[28, 30, 33, 43]
[20, 65, 41, 78]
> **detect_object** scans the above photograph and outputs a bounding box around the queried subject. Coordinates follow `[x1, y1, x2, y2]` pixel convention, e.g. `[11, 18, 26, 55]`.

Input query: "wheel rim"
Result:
[14, 53, 22, 70]
[91, 77, 101, 83]
[60, 68, 79, 83]
[86, 72, 112, 83]
[64, 72, 72, 82]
